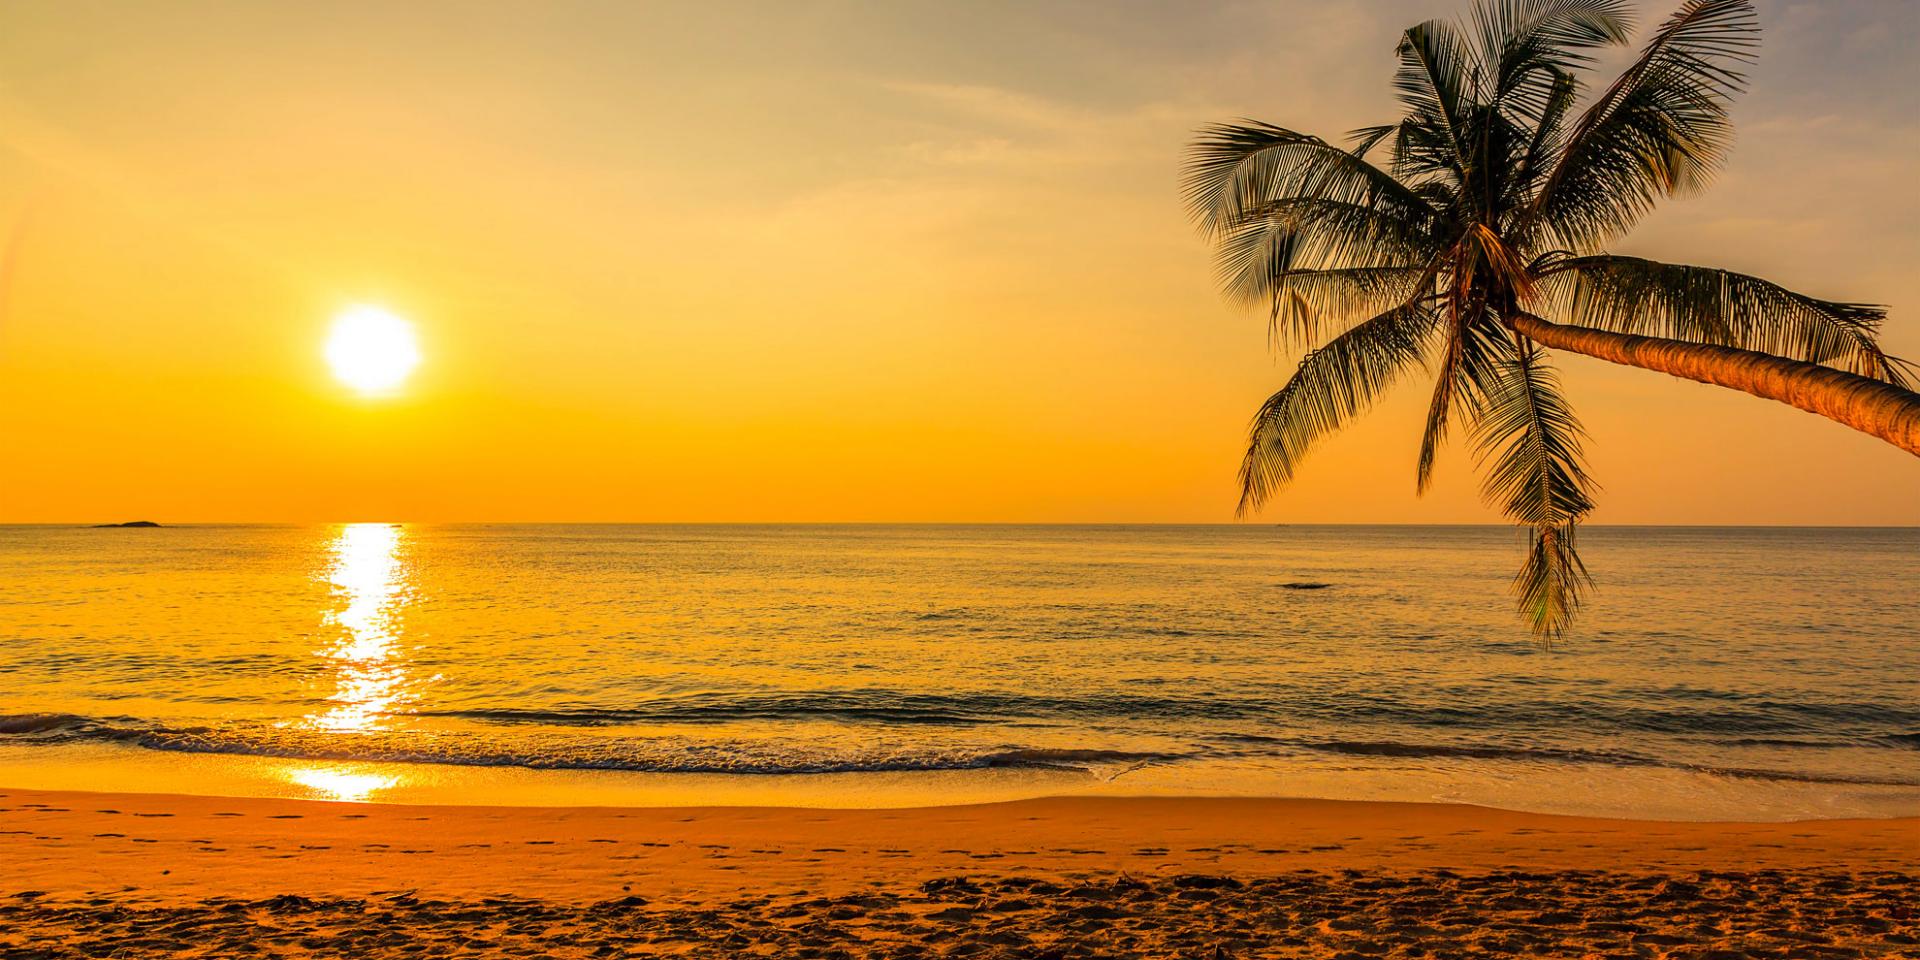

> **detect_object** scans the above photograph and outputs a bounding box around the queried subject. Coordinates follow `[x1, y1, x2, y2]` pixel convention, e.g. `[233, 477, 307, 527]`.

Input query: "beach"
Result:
[3, 787, 1914, 957]
[6, 526, 1917, 955]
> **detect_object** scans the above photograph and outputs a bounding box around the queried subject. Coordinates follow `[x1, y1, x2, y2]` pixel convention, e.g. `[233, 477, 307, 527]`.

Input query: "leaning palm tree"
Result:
[1185, 0, 1920, 642]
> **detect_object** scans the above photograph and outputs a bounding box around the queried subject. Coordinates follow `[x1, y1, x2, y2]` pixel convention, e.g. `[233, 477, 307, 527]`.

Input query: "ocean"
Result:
[1, 523, 1914, 819]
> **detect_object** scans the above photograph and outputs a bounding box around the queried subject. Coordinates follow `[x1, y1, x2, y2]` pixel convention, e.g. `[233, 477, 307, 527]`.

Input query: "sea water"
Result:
[1, 524, 1914, 819]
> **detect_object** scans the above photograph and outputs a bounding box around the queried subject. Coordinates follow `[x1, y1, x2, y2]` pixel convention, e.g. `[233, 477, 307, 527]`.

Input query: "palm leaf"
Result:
[1258, 265, 1435, 352]
[1473, 0, 1632, 124]
[1183, 123, 1432, 238]
[1470, 343, 1597, 641]
[1509, 67, 1580, 212]
[1531, 0, 1760, 250]
[1545, 255, 1916, 388]
[1392, 19, 1479, 185]
[1239, 304, 1439, 515]
[1211, 198, 1436, 313]
[1418, 308, 1513, 491]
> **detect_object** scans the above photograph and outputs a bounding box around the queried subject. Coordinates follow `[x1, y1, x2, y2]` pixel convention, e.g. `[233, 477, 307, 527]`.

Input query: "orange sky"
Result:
[0, 1, 1914, 523]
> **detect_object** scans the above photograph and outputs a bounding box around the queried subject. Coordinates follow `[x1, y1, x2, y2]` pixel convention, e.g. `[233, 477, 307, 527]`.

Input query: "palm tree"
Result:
[1184, 0, 1920, 642]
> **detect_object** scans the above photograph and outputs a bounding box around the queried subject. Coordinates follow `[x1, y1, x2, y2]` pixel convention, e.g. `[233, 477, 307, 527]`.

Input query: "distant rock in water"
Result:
[91, 520, 162, 528]
[1279, 581, 1333, 590]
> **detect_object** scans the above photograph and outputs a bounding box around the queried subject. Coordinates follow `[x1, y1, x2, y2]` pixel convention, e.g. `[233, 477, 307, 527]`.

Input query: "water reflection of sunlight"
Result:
[309, 523, 412, 734]
[288, 766, 399, 802]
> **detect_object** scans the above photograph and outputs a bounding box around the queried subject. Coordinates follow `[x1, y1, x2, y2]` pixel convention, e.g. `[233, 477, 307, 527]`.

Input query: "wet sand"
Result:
[2, 787, 1915, 957]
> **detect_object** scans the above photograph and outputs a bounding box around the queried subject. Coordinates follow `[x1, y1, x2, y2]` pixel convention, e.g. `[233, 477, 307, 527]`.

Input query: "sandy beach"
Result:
[3, 787, 1913, 957]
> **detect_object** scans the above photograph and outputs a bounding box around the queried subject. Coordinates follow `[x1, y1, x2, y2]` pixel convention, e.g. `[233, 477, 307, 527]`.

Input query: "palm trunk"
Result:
[1509, 313, 1920, 456]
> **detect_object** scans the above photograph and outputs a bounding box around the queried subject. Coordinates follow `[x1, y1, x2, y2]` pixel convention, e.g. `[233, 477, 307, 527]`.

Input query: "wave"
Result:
[1290, 739, 1919, 787]
[9, 681, 1919, 740]
[404, 690, 1920, 740]
[0, 713, 90, 735]
[5, 712, 1914, 787]
[415, 699, 995, 727]
[0, 713, 1173, 776]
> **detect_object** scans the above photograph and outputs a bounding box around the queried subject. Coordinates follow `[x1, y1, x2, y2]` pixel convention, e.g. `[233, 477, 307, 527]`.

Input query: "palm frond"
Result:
[1418, 308, 1513, 491]
[1470, 343, 1597, 641]
[1347, 123, 1398, 158]
[1211, 198, 1436, 311]
[1531, 0, 1760, 250]
[1544, 255, 1915, 388]
[1509, 67, 1580, 211]
[1238, 304, 1439, 515]
[1183, 122, 1432, 238]
[1258, 265, 1435, 351]
[1392, 20, 1479, 184]
[1474, 0, 1632, 123]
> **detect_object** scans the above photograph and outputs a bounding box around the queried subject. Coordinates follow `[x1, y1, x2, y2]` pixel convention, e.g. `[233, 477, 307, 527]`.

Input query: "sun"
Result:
[326, 306, 420, 394]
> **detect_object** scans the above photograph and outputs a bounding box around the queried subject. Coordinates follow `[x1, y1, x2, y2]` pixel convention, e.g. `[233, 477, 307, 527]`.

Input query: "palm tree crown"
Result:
[1185, 0, 1918, 641]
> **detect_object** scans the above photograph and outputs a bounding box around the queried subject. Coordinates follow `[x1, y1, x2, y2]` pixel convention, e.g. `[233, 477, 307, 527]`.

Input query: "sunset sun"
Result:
[325, 306, 420, 394]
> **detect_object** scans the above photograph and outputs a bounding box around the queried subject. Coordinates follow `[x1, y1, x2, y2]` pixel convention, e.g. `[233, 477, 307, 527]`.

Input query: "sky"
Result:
[0, 0, 1914, 523]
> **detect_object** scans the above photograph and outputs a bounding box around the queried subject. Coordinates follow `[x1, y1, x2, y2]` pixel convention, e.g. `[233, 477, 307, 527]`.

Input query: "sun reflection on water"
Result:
[288, 766, 400, 803]
[308, 523, 413, 734]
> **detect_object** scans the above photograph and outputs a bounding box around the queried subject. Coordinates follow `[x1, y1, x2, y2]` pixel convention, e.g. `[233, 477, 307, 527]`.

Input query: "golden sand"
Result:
[2, 788, 1914, 957]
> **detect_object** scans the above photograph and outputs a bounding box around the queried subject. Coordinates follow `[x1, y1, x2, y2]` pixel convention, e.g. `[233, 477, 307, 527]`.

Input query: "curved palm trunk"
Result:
[1509, 313, 1920, 456]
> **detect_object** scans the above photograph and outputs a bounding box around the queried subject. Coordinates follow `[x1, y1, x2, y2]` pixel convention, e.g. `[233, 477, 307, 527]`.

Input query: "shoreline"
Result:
[5, 787, 1913, 903]
[7, 741, 1915, 824]
[6, 788, 1914, 956]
